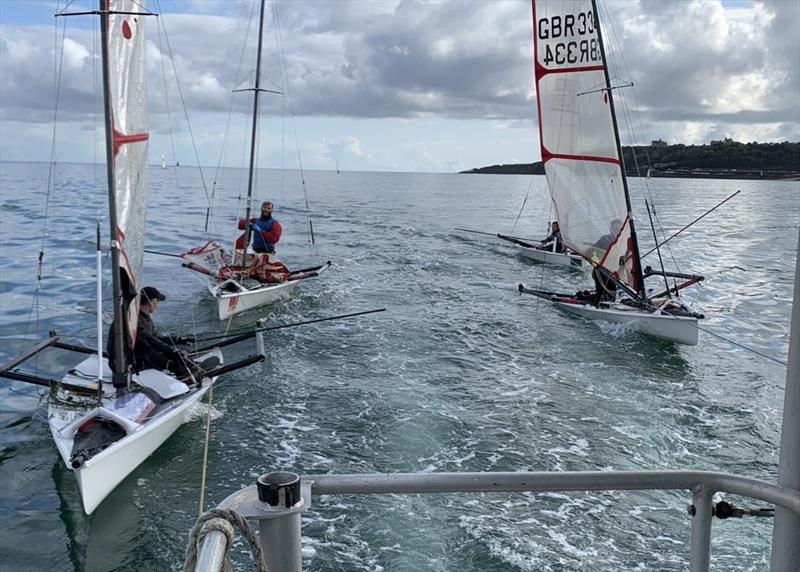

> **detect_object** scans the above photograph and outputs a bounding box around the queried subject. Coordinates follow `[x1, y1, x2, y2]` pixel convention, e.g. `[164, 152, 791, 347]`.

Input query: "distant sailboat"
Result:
[336, 159, 340, 174]
[160, 154, 166, 169]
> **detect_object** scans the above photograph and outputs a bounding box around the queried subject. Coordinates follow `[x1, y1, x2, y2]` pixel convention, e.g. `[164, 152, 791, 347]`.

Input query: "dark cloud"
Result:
[1, 0, 797, 143]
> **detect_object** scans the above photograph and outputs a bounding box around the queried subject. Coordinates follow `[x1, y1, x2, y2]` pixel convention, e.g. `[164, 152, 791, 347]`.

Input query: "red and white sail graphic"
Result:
[532, 0, 637, 288]
[107, 0, 149, 341]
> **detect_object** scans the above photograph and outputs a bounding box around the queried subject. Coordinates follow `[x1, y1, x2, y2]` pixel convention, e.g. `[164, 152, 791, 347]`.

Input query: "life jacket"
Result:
[252, 217, 277, 251]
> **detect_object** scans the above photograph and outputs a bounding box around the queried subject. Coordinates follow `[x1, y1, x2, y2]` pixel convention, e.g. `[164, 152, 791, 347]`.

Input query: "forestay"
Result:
[107, 0, 149, 341]
[532, 0, 641, 293]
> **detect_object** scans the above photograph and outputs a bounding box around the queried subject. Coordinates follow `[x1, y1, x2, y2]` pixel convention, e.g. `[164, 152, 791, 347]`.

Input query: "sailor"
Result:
[132, 287, 202, 381]
[540, 221, 564, 253]
[236, 201, 283, 254]
[596, 219, 623, 251]
[591, 266, 617, 306]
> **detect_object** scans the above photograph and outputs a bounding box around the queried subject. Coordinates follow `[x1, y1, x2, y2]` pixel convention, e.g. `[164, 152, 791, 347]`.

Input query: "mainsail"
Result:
[105, 0, 149, 347]
[532, 0, 643, 295]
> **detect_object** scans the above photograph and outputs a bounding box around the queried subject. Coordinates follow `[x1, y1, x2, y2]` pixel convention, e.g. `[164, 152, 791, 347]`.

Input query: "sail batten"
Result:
[532, 0, 641, 292]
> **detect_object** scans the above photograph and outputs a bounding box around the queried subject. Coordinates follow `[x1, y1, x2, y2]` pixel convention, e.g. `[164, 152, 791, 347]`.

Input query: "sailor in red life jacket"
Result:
[236, 201, 282, 253]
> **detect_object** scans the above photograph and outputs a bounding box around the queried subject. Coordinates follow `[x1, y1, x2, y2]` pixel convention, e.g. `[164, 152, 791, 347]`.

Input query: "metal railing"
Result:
[193, 469, 800, 572]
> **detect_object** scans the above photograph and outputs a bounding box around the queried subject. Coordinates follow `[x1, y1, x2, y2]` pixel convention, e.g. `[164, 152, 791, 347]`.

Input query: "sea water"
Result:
[0, 161, 797, 571]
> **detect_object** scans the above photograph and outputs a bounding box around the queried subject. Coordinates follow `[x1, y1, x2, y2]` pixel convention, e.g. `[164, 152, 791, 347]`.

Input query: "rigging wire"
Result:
[695, 325, 788, 367]
[24, 6, 69, 354]
[273, 1, 318, 252]
[126, 0, 150, 14]
[510, 177, 535, 234]
[597, 0, 686, 308]
[636, 297, 790, 367]
[598, 1, 683, 278]
[154, 15, 179, 186]
[152, 0, 211, 205]
[207, 3, 256, 237]
[151, 9, 207, 346]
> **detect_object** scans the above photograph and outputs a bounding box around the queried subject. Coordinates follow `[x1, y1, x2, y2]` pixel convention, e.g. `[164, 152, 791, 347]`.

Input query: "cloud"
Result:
[62, 37, 90, 71]
[314, 135, 372, 162]
[603, 0, 799, 142]
[188, 72, 227, 105]
[0, 0, 797, 147]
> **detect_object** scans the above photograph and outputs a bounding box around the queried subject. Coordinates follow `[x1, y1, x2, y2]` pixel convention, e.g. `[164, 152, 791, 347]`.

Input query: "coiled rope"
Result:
[183, 508, 268, 572]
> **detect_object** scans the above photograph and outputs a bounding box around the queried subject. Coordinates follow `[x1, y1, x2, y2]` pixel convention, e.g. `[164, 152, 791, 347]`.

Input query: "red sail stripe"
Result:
[541, 146, 620, 165]
[534, 60, 605, 78]
[113, 129, 149, 157]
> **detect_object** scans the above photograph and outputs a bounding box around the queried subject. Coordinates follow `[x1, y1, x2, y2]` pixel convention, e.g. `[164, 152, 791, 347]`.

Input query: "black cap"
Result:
[140, 286, 166, 304]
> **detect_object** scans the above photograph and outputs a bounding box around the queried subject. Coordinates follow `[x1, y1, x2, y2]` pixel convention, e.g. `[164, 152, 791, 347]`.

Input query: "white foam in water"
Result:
[546, 437, 589, 457]
[187, 402, 224, 421]
[596, 319, 638, 338]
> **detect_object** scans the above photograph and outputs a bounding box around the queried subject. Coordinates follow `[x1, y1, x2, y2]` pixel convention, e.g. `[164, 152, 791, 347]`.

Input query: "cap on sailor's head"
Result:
[140, 286, 166, 304]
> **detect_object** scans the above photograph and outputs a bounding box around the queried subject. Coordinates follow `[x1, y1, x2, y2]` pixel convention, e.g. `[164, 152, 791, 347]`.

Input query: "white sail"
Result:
[532, 0, 639, 290]
[107, 0, 149, 339]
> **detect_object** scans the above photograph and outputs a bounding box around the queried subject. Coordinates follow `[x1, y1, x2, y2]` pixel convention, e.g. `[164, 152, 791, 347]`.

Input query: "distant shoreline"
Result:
[460, 141, 800, 181]
[460, 164, 800, 181]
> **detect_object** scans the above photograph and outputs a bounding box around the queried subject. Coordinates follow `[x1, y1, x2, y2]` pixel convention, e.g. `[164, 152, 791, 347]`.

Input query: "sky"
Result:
[0, 0, 798, 173]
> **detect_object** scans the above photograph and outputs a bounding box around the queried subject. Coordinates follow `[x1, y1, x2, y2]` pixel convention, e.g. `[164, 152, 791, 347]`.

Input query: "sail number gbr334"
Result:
[537, 10, 601, 67]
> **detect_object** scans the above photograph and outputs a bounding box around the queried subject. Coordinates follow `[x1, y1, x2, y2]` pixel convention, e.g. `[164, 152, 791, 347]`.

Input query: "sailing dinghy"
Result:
[456, 227, 585, 269]
[519, 0, 704, 345]
[0, 0, 263, 514]
[514, 228, 585, 269]
[518, 245, 584, 268]
[181, 0, 329, 321]
[182, 241, 330, 321]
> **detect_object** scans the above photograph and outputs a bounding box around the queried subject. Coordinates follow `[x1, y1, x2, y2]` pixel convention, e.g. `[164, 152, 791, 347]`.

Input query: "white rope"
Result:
[509, 176, 534, 234]
[197, 381, 215, 517]
[183, 508, 268, 572]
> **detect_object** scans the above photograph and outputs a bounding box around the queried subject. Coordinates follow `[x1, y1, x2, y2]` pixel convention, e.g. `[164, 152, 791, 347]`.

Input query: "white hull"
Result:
[208, 262, 330, 321]
[49, 352, 222, 514]
[210, 279, 300, 320]
[554, 301, 699, 345]
[516, 245, 585, 269]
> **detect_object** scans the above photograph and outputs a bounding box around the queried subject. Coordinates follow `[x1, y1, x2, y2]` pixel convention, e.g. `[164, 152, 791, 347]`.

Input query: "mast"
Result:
[96, 222, 103, 391]
[591, 0, 646, 299]
[100, 0, 129, 387]
[241, 0, 268, 255]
